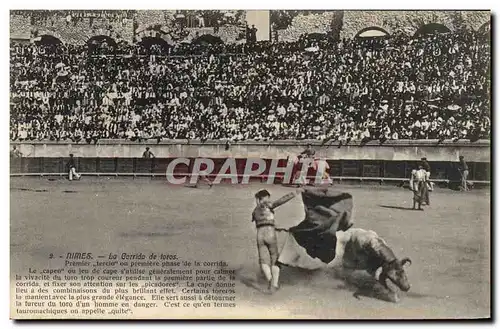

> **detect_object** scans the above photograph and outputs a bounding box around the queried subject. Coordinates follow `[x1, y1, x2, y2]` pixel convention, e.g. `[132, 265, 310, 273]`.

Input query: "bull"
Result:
[335, 228, 412, 302]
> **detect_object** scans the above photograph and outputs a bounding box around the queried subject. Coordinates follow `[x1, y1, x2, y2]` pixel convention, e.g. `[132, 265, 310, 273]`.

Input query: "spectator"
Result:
[197, 14, 205, 28]
[249, 24, 257, 44]
[300, 144, 316, 158]
[10, 146, 23, 158]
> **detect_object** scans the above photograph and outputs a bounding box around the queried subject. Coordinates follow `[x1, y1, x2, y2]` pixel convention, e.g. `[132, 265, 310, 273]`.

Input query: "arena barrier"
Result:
[9, 157, 490, 186]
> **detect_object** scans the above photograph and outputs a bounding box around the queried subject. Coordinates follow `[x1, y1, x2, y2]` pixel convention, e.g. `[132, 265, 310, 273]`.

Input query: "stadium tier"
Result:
[10, 11, 491, 143]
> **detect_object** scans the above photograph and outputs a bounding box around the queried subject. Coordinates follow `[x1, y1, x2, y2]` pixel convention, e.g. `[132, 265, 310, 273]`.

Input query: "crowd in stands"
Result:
[10, 30, 490, 144]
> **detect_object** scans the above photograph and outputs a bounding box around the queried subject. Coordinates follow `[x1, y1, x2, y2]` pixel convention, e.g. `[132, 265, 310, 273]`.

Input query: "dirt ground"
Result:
[10, 177, 491, 319]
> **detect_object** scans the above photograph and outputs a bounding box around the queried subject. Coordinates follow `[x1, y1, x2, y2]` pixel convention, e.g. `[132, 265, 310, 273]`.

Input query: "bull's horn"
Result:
[401, 257, 412, 266]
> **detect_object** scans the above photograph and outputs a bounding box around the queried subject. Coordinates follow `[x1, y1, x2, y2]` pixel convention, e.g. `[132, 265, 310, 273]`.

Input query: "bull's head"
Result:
[379, 257, 412, 292]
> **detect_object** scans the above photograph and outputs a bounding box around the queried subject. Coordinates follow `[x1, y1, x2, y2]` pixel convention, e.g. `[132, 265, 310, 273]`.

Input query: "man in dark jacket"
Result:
[142, 147, 155, 158]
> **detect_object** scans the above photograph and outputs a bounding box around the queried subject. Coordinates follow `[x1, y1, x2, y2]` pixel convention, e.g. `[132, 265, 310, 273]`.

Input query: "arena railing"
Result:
[9, 156, 490, 186]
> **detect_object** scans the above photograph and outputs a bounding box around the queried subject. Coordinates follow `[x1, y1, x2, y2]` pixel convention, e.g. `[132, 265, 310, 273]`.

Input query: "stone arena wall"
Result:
[11, 10, 490, 44]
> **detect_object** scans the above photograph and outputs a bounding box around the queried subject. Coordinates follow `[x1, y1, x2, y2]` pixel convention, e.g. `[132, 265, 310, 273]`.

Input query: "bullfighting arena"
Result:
[10, 177, 490, 319]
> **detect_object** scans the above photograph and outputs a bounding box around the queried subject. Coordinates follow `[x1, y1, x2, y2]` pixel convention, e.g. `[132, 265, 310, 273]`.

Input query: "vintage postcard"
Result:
[9, 9, 491, 319]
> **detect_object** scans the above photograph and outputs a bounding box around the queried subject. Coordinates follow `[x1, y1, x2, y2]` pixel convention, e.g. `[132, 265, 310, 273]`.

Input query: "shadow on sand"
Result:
[236, 264, 400, 302]
[333, 268, 444, 302]
[236, 265, 324, 294]
[119, 231, 178, 238]
[330, 268, 400, 302]
[11, 187, 49, 193]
